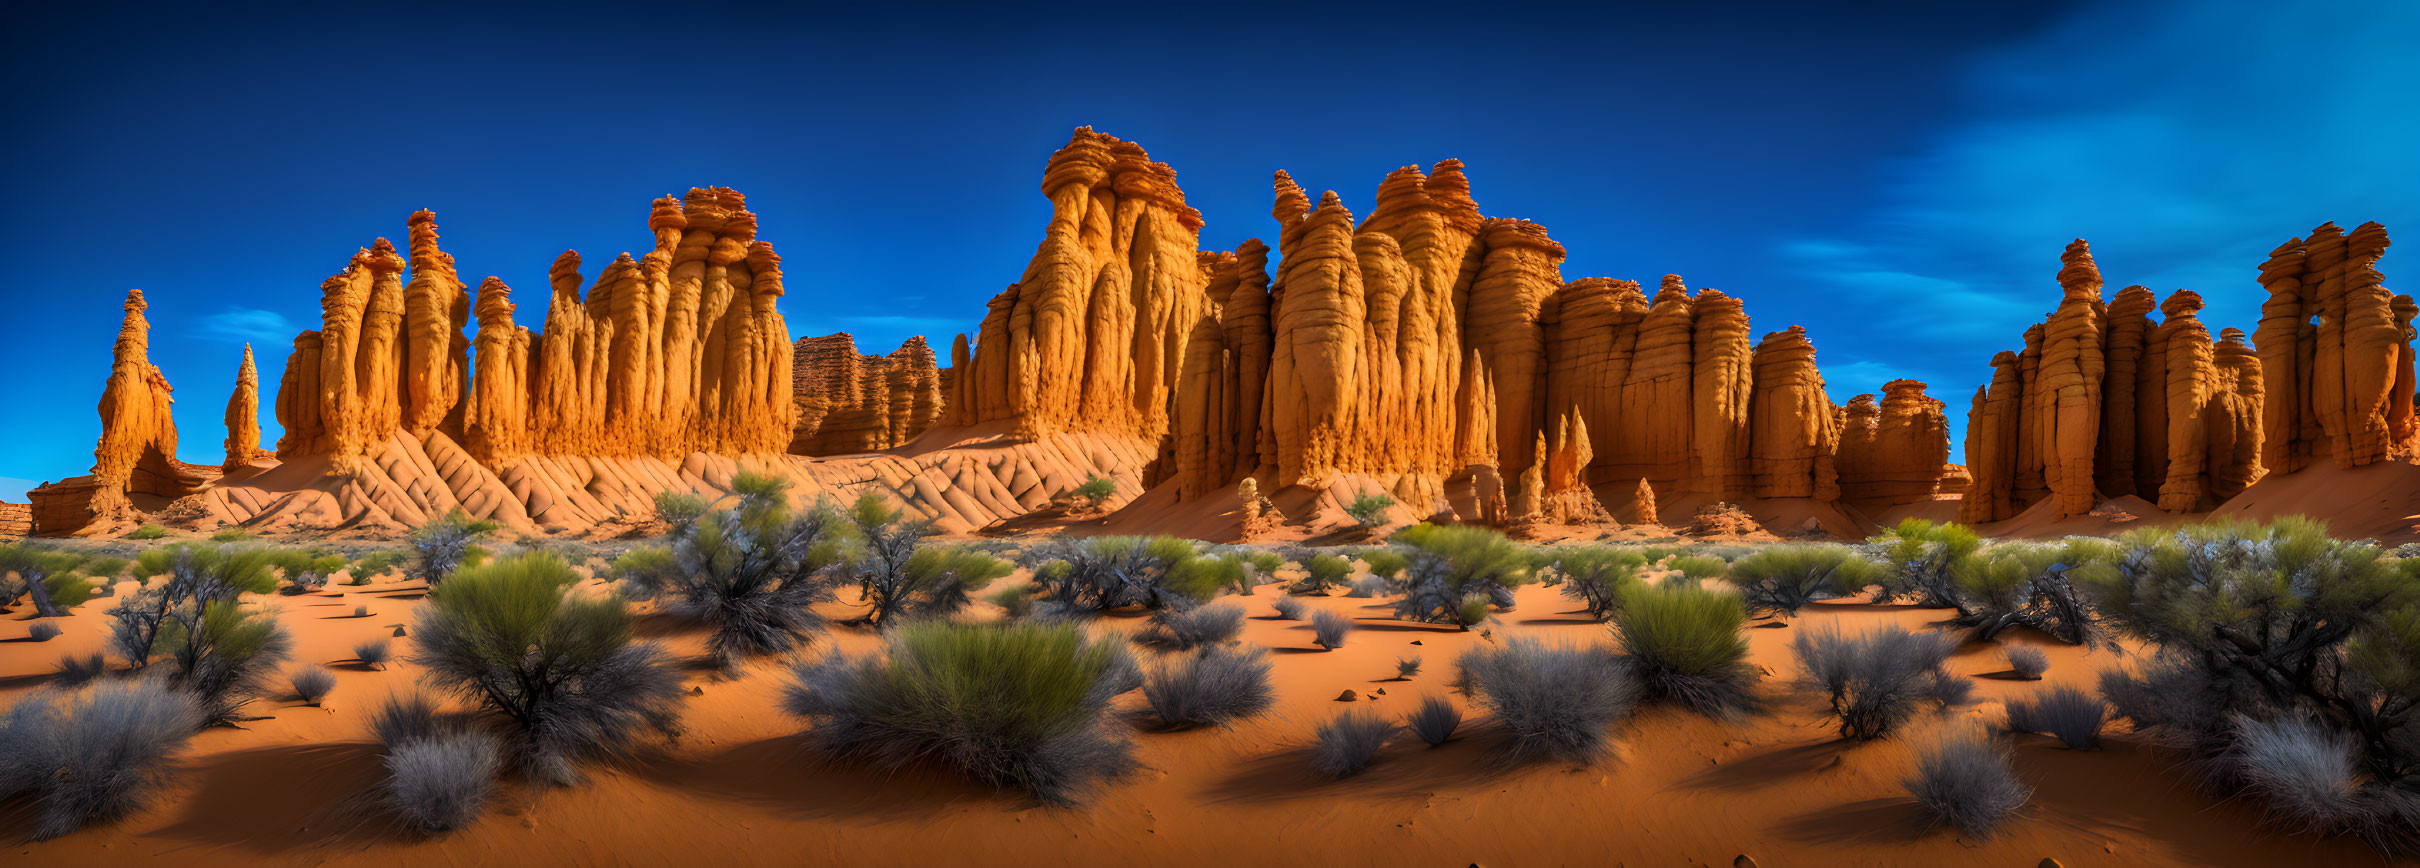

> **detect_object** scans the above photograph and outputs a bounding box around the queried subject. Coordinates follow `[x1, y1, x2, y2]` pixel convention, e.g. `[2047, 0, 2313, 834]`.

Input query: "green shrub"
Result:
[1610, 582, 1756, 715]
[110, 545, 288, 724]
[1345, 493, 1396, 528]
[1551, 546, 1646, 620]
[1946, 539, 2113, 644]
[406, 509, 502, 586]
[127, 524, 168, 540]
[1725, 545, 1879, 617]
[617, 473, 850, 666]
[1293, 554, 1353, 595]
[1359, 548, 1410, 580]
[1028, 536, 1233, 612]
[350, 550, 404, 584]
[1454, 637, 1638, 765]
[1072, 475, 1116, 508]
[1873, 518, 1983, 607]
[781, 621, 1140, 804]
[1, 543, 96, 617]
[652, 491, 709, 533]
[1791, 623, 1969, 740]
[849, 492, 1011, 629]
[1664, 555, 1729, 587]
[1389, 524, 1536, 629]
[267, 549, 349, 596]
[412, 553, 685, 784]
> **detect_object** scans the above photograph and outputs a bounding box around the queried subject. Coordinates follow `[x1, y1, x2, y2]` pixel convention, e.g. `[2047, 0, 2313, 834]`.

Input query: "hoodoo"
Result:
[24, 131, 2410, 542]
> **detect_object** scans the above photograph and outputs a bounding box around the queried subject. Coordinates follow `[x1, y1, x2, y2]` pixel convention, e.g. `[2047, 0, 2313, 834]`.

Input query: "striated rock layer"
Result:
[789, 333, 944, 455]
[28, 291, 217, 535]
[1957, 226, 2408, 522]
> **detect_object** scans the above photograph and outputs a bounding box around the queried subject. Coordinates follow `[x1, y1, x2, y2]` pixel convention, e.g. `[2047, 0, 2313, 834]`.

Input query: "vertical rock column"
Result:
[223, 344, 259, 469]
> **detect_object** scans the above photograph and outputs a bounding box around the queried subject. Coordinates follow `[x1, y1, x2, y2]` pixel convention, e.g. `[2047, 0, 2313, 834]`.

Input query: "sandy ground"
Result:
[1, 556, 2402, 868]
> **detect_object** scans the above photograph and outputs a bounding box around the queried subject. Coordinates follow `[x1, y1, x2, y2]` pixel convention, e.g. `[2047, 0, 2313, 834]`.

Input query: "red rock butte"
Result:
[18, 128, 2416, 541]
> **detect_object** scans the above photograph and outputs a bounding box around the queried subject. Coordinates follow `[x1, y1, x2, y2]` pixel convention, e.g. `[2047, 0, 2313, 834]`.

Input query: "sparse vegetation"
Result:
[355, 637, 392, 669]
[1389, 524, 1537, 629]
[1664, 555, 1730, 587]
[1271, 595, 1305, 620]
[411, 552, 685, 785]
[1791, 623, 1970, 740]
[2003, 645, 2049, 679]
[846, 490, 1013, 629]
[1872, 518, 1984, 608]
[1, 543, 101, 617]
[1396, 656, 1422, 679]
[1293, 554, 1353, 595]
[291, 664, 337, 705]
[2082, 517, 2420, 847]
[0, 680, 202, 840]
[350, 550, 404, 584]
[1070, 475, 1117, 510]
[1905, 725, 2031, 839]
[1138, 603, 1245, 650]
[1724, 545, 1880, 617]
[1609, 582, 1757, 716]
[652, 491, 709, 531]
[268, 549, 348, 596]
[127, 524, 168, 540]
[1454, 637, 1638, 765]
[2230, 715, 2370, 833]
[1345, 493, 1396, 528]
[1551, 546, 1646, 620]
[1946, 539, 2111, 643]
[781, 621, 1140, 805]
[1407, 694, 1461, 746]
[1310, 709, 1396, 778]
[405, 509, 501, 586]
[2003, 684, 2105, 749]
[112, 545, 290, 724]
[385, 729, 503, 834]
[1311, 609, 1353, 650]
[1143, 644, 1275, 728]
[53, 650, 109, 686]
[209, 528, 253, 543]
[1027, 536, 1237, 612]
[617, 472, 849, 666]
[28, 621, 62, 642]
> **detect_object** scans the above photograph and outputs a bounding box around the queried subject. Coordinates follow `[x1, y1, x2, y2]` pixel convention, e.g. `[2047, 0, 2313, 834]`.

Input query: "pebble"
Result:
[1335, 689, 1358, 702]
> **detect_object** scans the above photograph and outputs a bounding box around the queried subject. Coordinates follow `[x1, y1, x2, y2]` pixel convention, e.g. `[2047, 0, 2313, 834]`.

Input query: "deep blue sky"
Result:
[3, 1, 2415, 501]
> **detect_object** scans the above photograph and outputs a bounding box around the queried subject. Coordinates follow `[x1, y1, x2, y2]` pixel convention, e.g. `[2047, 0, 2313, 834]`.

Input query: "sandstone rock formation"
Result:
[1837, 381, 1952, 506]
[1621, 478, 1660, 525]
[0, 502, 29, 539]
[1747, 326, 1840, 500]
[2252, 222, 2415, 473]
[950, 128, 1209, 443]
[790, 333, 943, 455]
[223, 344, 262, 469]
[28, 290, 215, 534]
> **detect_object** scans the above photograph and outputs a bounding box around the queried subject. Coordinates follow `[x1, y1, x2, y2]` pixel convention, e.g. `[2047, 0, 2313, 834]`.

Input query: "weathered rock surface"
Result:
[1838, 381, 1952, 506]
[2253, 222, 2414, 472]
[29, 290, 216, 535]
[790, 333, 943, 455]
[223, 343, 263, 469]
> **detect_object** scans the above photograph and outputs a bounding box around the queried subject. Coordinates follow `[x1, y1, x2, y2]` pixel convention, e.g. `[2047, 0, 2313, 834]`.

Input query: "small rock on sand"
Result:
[1335, 690, 1358, 702]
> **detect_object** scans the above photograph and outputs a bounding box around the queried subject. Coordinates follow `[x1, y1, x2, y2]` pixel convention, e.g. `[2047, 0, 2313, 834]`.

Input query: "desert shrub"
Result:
[1292, 554, 1352, 595]
[83, 556, 131, 579]
[1310, 709, 1396, 778]
[53, 651, 109, 686]
[291, 665, 338, 705]
[385, 730, 502, 833]
[1389, 524, 1537, 629]
[1905, 725, 2031, 839]
[267, 549, 348, 596]
[355, 637, 392, 669]
[0, 543, 100, 617]
[1665, 555, 1729, 587]
[1028, 536, 1234, 612]
[1408, 694, 1461, 745]
[1945, 539, 2111, 644]
[1345, 575, 1387, 598]
[1345, 493, 1396, 528]
[1396, 656, 1422, 679]
[1791, 623, 1969, 740]
[780, 621, 1140, 805]
[847, 491, 1013, 629]
[1553, 546, 1646, 620]
[1271, 595, 1305, 620]
[2080, 518, 2420, 850]
[1071, 475, 1116, 509]
[127, 523, 168, 540]
[209, 528, 252, 543]
[2231, 715, 2371, 832]
[351, 550, 404, 583]
[1455, 637, 1639, 765]
[0, 681, 202, 840]
[1872, 518, 1984, 607]
[113, 546, 296, 726]
[1609, 582, 1757, 716]
[2003, 645, 2049, 679]
[28, 621, 62, 642]
[1360, 548, 1409, 579]
[1138, 603, 1244, 650]
[1724, 545, 1880, 617]
[405, 509, 501, 586]
[1143, 644, 1274, 728]
[2003, 684, 2105, 749]
[989, 585, 1036, 618]
[651, 491, 709, 533]
[369, 691, 451, 748]
[616, 474, 850, 666]
[1311, 609, 1353, 650]
[411, 553, 685, 785]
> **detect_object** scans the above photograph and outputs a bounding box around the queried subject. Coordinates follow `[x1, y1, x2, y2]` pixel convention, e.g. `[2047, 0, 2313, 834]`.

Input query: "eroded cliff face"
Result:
[223, 343, 262, 469]
[949, 127, 1210, 443]
[789, 333, 943, 455]
[29, 290, 214, 534]
[2253, 222, 2415, 473]
[1837, 380, 1952, 506]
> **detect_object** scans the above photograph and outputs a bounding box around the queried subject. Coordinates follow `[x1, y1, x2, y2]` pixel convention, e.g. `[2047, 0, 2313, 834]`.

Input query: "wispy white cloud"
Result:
[195, 307, 295, 344]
